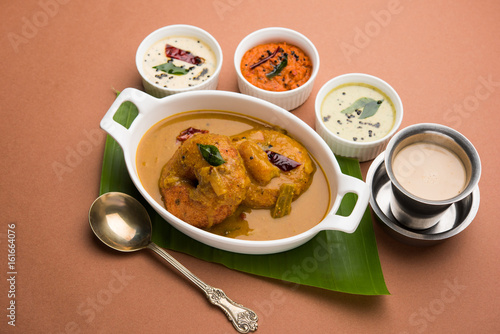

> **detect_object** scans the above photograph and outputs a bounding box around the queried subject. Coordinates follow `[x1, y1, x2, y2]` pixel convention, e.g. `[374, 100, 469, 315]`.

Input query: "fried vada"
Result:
[159, 133, 250, 229]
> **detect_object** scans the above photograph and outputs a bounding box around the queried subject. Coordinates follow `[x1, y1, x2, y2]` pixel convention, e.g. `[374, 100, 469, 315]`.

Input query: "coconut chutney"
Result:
[321, 83, 396, 142]
[143, 36, 217, 89]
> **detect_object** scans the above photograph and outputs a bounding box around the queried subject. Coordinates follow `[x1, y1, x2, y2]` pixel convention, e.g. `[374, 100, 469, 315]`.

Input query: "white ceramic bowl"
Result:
[136, 25, 223, 98]
[100, 88, 370, 254]
[315, 73, 403, 162]
[234, 27, 320, 111]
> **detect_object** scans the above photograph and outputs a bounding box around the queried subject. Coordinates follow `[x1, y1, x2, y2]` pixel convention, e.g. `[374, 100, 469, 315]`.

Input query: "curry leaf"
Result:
[153, 62, 189, 75]
[197, 144, 226, 166]
[340, 97, 373, 114]
[266, 53, 288, 79]
[359, 99, 384, 119]
[340, 97, 384, 119]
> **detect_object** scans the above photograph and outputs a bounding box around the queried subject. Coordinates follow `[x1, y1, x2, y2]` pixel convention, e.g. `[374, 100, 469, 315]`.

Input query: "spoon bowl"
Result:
[89, 192, 151, 252]
[88, 192, 258, 333]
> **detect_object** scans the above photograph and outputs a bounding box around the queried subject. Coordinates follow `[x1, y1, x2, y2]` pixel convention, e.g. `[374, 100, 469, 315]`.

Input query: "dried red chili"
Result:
[165, 44, 204, 65]
[249, 47, 282, 69]
[265, 150, 301, 171]
[176, 127, 209, 142]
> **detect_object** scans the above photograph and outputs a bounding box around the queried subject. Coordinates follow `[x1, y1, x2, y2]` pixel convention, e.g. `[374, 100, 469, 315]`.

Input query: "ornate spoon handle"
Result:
[204, 286, 258, 333]
[148, 243, 258, 333]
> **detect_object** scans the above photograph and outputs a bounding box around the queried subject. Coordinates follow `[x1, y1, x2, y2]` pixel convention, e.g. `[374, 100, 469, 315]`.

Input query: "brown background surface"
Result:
[1, 0, 499, 333]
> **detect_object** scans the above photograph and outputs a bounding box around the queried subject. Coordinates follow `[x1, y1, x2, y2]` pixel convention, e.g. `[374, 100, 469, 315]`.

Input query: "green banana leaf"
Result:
[99, 101, 389, 295]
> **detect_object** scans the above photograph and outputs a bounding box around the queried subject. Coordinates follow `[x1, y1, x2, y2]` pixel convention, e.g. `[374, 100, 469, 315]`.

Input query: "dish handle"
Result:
[320, 173, 370, 233]
[100, 88, 157, 147]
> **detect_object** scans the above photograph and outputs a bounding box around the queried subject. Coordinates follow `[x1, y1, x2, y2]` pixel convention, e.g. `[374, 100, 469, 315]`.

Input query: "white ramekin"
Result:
[100, 88, 370, 254]
[315, 73, 403, 162]
[234, 27, 320, 111]
[136, 24, 223, 98]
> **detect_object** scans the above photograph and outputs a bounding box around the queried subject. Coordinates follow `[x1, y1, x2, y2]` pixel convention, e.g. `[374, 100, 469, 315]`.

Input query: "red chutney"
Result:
[240, 42, 312, 92]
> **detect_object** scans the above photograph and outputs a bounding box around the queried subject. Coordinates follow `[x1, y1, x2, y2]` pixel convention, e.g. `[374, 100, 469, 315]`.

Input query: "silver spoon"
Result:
[88, 192, 258, 333]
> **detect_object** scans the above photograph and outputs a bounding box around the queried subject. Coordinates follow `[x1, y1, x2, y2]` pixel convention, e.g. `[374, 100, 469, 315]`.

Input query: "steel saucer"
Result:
[366, 152, 480, 246]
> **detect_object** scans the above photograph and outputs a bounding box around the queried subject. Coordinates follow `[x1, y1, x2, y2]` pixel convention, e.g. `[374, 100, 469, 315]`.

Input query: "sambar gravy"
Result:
[136, 111, 330, 241]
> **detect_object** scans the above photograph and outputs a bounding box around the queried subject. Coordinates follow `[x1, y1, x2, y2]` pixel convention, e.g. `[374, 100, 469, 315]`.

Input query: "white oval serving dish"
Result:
[100, 88, 370, 254]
